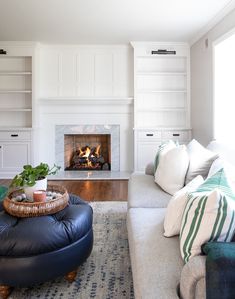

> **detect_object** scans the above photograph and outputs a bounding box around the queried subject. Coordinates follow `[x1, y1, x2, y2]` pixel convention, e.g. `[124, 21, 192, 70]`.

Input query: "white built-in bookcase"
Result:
[0, 43, 36, 177]
[131, 42, 191, 171]
[0, 56, 32, 128]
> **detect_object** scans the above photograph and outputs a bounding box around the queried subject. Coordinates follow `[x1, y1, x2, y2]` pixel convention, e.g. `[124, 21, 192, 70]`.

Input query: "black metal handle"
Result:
[0, 49, 7, 55]
[11, 134, 19, 137]
[146, 134, 154, 137]
[151, 49, 176, 55]
[173, 133, 180, 137]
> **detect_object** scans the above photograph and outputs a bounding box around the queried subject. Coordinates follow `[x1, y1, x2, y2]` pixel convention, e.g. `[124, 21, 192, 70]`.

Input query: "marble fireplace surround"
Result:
[55, 125, 120, 171]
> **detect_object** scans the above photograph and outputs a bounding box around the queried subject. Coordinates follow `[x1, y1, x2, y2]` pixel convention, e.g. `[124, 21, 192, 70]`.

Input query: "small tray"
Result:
[3, 184, 69, 218]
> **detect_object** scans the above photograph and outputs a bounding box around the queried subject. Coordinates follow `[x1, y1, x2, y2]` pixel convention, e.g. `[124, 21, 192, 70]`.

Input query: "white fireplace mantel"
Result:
[55, 125, 120, 171]
[37, 100, 133, 171]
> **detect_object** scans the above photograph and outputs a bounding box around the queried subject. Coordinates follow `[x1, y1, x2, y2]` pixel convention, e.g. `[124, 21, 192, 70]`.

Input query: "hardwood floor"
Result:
[0, 179, 128, 201]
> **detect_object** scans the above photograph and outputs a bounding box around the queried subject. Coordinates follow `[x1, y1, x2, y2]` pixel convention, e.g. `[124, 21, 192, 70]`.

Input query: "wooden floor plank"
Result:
[0, 179, 128, 201]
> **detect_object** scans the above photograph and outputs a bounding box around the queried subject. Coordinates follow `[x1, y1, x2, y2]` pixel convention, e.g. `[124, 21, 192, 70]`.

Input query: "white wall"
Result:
[36, 44, 134, 171]
[38, 44, 133, 98]
[191, 8, 235, 145]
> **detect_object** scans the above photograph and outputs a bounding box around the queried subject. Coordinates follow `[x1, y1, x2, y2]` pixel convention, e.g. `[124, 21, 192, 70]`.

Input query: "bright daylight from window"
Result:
[214, 31, 235, 142]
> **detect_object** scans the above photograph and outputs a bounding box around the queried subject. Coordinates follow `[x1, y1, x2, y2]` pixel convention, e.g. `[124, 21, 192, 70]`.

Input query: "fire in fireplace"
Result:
[64, 134, 111, 171]
[71, 144, 109, 170]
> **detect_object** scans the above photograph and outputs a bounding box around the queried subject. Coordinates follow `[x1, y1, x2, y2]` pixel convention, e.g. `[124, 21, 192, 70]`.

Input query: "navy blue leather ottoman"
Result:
[0, 194, 93, 298]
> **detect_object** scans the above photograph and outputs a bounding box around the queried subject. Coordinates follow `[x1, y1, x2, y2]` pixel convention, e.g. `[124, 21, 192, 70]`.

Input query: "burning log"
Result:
[98, 157, 105, 164]
[90, 147, 98, 156]
[69, 144, 108, 170]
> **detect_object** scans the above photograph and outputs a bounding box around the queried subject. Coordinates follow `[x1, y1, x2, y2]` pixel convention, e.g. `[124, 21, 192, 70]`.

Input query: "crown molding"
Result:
[190, 0, 235, 46]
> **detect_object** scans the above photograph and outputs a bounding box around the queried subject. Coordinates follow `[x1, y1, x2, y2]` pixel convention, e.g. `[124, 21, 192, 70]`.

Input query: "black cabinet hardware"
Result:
[151, 49, 176, 55]
[0, 49, 7, 55]
[11, 134, 19, 137]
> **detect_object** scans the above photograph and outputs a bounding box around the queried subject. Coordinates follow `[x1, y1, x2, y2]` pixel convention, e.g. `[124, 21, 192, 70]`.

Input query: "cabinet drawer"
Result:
[0, 131, 31, 140]
[0, 141, 31, 173]
[162, 130, 189, 141]
[137, 131, 161, 140]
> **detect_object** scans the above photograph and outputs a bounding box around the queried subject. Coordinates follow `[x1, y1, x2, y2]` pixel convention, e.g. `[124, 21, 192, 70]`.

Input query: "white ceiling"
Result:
[0, 0, 235, 44]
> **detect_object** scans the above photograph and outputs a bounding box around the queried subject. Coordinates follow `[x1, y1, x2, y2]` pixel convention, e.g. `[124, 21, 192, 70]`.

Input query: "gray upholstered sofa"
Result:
[127, 169, 206, 299]
[127, 140, 235, 299]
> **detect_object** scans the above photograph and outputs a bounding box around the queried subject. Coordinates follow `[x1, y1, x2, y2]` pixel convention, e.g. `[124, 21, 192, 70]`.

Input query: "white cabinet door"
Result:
[136, 142, 160, 172]
[0, 142, 31, 174]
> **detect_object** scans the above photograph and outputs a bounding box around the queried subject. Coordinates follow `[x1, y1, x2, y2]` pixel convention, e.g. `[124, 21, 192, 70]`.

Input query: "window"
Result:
[214, 31, 235, 141]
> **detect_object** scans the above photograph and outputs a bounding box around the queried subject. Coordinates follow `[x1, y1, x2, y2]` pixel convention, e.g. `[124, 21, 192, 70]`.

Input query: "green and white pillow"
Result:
[164, 175, 204, 237]
[153, 140, 176, 174]
[180, 169, 235, 263]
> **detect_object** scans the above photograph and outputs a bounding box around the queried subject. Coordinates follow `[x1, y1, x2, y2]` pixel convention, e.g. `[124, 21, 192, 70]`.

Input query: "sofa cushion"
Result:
[145, 162, 154, 176]
[127, 208, 184, 299]
[128, 173, 171, 209]
[185, 139, 218, 184]
[155, 145, 189, 195]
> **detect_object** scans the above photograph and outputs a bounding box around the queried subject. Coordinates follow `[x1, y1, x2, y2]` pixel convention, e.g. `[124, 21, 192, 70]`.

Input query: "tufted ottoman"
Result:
[0, 194, 93, 298]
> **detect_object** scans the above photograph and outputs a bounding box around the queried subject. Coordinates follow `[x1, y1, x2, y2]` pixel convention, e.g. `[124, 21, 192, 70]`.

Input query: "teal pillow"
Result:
[0, 186, 8, 201]
[202, 241, 235, 258]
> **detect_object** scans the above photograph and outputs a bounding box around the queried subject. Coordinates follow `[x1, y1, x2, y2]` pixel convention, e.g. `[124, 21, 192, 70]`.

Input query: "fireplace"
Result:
[56, 125, 120, 171]
[64, 134, 111, 171]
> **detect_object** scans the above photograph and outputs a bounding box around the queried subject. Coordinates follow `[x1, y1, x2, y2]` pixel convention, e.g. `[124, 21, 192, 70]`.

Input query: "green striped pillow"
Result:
[153, 140, 177, 173]
[180, 169, 235, 263]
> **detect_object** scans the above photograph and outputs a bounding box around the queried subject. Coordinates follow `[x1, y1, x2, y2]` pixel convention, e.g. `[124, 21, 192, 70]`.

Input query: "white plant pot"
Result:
[24, 177, 47, 200]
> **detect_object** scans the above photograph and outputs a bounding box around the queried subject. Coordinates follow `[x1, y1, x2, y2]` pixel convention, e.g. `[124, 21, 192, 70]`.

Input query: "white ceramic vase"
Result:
[24, 177, 47, 200]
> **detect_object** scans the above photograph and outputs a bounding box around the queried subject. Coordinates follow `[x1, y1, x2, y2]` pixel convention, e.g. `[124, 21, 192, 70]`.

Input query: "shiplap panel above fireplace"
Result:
[38, 45, 133, 98]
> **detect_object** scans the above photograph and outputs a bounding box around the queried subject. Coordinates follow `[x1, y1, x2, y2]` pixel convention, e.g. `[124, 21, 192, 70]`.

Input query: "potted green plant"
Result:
[10, 163, 61, 200]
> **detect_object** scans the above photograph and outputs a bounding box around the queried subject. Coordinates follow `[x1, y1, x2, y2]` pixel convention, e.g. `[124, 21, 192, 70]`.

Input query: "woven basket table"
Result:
[3, 184, 69, 218]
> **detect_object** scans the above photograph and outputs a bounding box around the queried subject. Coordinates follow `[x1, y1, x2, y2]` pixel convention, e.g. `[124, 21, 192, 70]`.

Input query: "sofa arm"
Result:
[180, 256, 206, 299]
[145, 162, 154, 176]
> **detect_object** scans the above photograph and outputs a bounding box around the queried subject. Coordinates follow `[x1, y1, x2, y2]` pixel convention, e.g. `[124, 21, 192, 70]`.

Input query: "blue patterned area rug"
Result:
[10, 202, 134, 299]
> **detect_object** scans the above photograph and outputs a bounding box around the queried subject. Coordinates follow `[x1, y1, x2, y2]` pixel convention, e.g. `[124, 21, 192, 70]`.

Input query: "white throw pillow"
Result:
[153, 140, 176, 174]
[185, 139, 218, 184]
[180, 169, 235, 263]
[164, 175, 204, 237]
[155, 145, 189, 195]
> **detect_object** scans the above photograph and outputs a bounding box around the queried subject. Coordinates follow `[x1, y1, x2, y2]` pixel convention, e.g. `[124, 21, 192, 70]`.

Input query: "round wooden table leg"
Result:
[65, 269, 78, 283]
[0, 285, 11, 299]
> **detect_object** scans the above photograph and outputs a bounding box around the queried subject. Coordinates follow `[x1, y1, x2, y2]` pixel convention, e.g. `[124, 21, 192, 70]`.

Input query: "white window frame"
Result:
[212, 27, 235, 140]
